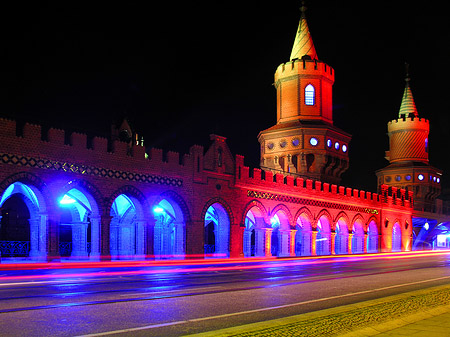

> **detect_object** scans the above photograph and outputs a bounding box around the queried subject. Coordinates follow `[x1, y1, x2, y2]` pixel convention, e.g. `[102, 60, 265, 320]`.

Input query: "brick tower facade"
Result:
[258, 4, 351, 185]
[376, 69, 442, 212]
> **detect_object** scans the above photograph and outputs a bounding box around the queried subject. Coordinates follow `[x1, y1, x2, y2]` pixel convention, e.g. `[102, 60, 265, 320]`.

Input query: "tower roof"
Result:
[398, 67, 418, 118]
[290, 3, 318, 61]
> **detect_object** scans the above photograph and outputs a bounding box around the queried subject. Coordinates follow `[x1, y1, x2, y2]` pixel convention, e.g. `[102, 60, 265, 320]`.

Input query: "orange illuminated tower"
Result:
[376, 66, 442, 212]
[258, 3, 351, 184]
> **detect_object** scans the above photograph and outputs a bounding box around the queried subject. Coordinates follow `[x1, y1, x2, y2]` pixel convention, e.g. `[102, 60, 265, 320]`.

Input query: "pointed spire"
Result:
[290, 1, 318, 61]
[399, 63, 418, 118]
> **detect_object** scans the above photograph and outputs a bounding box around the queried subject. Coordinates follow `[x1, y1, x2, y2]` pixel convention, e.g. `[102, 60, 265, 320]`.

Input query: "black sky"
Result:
[1, 1, 449, 193]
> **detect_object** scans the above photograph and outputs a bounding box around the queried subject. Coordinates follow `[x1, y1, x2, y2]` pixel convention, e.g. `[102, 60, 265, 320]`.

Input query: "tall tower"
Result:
[258, 3, 351, 185]
[376, 67, 442, 212]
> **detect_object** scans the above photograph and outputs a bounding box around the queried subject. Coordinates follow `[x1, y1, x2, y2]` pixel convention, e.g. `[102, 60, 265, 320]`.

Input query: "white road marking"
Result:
[75, 275, 450, 337]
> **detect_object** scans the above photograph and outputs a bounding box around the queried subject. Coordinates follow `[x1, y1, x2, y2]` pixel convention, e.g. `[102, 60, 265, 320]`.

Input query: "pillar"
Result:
[265, 228, 273, 257]
[348, 233, 353, 254]
[47, 211, 60, 261]
[89, 215, 101, 259]
[311, 231, 317, 256]
[290, 229, 297, 256]
[279, 229, 290, 257]
[255, 228, 266, 257]
[230, 223, 244, 258]
[100, 213, 112, 260]
[71, 222, 89, 258]
[364, 233, 368, 253]
[331, 232, 336, 255]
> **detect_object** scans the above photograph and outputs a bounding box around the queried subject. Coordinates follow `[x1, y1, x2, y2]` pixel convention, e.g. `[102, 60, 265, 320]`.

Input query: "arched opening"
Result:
[392, 222, 402, 252]
[153, 198, 185, 259]
[316, 216, 331, 255]
[352, 219, 365, 254]
[110, 194, 144, 260]
[269, 210, 291, 257]
[58, 187, 99, 259]
[335, 218, 349, 255]
[243, 206, 266, 257]
[305, 84, 315, 105]
[367, 220, 378, 253]
[295, 213, 312, 256]
[0, 182, 46, 260]
[204, 203, 230, 258]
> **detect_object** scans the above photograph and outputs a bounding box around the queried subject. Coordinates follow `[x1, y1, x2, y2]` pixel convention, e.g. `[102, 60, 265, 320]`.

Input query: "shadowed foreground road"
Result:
[0, 251, 449, 336]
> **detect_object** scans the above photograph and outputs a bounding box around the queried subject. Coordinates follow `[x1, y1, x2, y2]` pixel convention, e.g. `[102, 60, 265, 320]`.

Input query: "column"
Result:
[348, 233, 353, 254]
[100, 213, 112, 260]
[71, 222, 89, 258]
[47, 211, 60, 261]
[89, 216, 101, 259]
[331, 232, 336, 255]
[174, 221, 185, 258]
[255, 228, 266, 257]
[364, 233, 368, 253]
[28, 217, 40, 258]
[311, 231, 317, 256]
[279, 230, 290, 257]
[290, 229, 297, 256]
[265, 228, 273, 257]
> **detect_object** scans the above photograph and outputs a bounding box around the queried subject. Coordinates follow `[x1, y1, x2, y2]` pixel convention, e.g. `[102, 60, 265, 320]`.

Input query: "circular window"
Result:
[437, 177, 441, 183]
[292, 139, 300, 147]
[327, 139, 332, 148]
[309, 137, 318, 146]
[405, 174, 411, 181]
[334, 142, 340, 150]
[280, 140, 287, 148]
[267, 143, 274, 150]
[342, 144, 347, 153]
[433, 176, 437, 182]
[385, 176, 392, 182]
[395, 175, 401, 182]
[418, 174, 424, 181]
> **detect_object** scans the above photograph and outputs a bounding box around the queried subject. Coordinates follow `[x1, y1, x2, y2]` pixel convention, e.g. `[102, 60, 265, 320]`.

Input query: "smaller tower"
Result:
[376, 66, 442, 212]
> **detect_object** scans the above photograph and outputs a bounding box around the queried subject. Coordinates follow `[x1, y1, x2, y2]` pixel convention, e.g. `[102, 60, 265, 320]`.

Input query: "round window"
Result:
[385, 176, 392, 182]
[395, 175, 401, 182]
[267, 143, 274, 150]
[342, 144, 347, 153]
[327, 139, 332, 148]
[418, 174, 424, 181]
[334, 142, 340, 150]
[309, 137, 318, 146]
[292, 139, 300, 147]
[280, 141, 287, 148]
[405, 175, 411, 181]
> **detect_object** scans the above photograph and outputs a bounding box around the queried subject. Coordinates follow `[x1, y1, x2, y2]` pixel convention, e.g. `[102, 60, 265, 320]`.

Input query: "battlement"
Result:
[388, 116, 429, 133]
[235, 155, 413, 209]
[0, 118, 191, 170]
[275, 58, 334, 82]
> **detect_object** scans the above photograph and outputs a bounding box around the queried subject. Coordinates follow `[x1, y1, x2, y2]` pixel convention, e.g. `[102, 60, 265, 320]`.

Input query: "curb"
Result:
[186, 283, 450, 336]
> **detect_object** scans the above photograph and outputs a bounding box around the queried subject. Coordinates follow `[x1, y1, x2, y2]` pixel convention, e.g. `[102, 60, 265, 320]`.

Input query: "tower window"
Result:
[305, 84, 315, 106]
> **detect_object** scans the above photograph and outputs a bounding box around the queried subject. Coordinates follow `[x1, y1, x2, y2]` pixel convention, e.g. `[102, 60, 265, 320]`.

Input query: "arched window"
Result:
[305, 84, 315, 106]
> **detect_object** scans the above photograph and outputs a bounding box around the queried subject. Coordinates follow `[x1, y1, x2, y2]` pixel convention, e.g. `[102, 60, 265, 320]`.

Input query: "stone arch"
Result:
[294, 207, 313, 256]
[201, 198, 232, 258]
[152, 190, 189, 259]
[0, 172, 52, 260]
[392, 221, 402, 252]
[242, 200, 269, 257]
[315, 209, 332, 255]
[58, 179, 103, 259]
[108, 185, 149, 259]
[334, 212, 350, 255]
[269, 204, 294, 257]
[351, 214, 365, 254]
[367, 217, 378, 253]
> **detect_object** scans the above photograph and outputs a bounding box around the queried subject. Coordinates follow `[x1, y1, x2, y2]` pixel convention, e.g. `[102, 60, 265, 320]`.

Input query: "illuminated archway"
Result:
[335, 217, 349, 255]
[58, 186, 100, 258]
[0, 182, 47, 259]
[295, 211, 312, 256]
[316, 215, 331, 255]
[243, 203, 267, 257]
[392, 222, 402, 252]
[352, 219, 365, 254]
[269, 208, 292, 257]
[110, 194, 144, 259]
[204, 202, 230, 257]
[367, 220, 378, 253]
[153, 197, 185, 259]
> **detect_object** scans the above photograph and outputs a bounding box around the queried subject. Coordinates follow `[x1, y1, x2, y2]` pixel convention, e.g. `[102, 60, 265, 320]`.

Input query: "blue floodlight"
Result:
[59, 194, 76, 205]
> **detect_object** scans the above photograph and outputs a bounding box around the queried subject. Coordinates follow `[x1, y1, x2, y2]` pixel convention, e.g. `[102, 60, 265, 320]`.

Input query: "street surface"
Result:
[0, 251, 449, 336]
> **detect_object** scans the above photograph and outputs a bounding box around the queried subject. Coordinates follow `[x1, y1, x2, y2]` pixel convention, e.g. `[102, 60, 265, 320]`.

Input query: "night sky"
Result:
[1, 1, 449, 193]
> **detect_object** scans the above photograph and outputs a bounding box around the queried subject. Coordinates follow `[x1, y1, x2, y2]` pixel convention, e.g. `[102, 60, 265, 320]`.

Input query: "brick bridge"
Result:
[0, 119, 412, 261]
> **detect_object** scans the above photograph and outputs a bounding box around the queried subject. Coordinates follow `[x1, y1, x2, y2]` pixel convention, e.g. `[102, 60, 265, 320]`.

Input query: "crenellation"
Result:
[131, 144, 145, 160]
[353, 189, 359, 198]
[70, 132, 87, 149]
[111, 140, 128, 156]
[264, 170, 273, 183]
[306, 179, 313, 190]
[275, 173, 284, 184]
[315, 180, 322, 191]
[92, 136, 107, 152]
[0, 118, 16, 137]
[149, 148, 163, 162]
[166, 151, 180, 165]
[286, 175, 294, 186]
[323, 182, 330, 193]
[331, 184, 337, 194]
[47, 128, 65, 145]
[252, 168, 261, 180]
[23, 123, 42, 141]
[339, 186, 345, 195]
[346, 187, 352, 196]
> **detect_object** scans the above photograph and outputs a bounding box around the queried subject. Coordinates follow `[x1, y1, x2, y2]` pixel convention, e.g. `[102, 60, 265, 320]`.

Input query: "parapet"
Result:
[275, 58, 334, 82]
[388, 116, 429, 133]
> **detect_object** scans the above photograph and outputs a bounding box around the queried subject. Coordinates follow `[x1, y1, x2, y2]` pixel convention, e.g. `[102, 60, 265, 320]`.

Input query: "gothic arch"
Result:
[351, 214, 366, 231]
[107, 185, 150, 219]
[294, 207, 314, 227]
[200, 197, 234, 226]
[334, 211, 350, 231]
[314, 209, 332, 231]
[59, 179, 103, 216]
[240, 199, 268, 226]
[270, 204, 293, 228]
[152, 190, 191, 224]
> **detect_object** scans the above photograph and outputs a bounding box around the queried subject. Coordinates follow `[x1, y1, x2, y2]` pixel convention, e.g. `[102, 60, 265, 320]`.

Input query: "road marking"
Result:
[75, 275, 450, 337]
[118, 286, 223, 297]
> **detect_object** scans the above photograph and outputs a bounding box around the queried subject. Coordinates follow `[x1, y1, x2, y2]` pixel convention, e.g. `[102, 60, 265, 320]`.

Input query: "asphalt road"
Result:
[0, 251, 450, 336]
